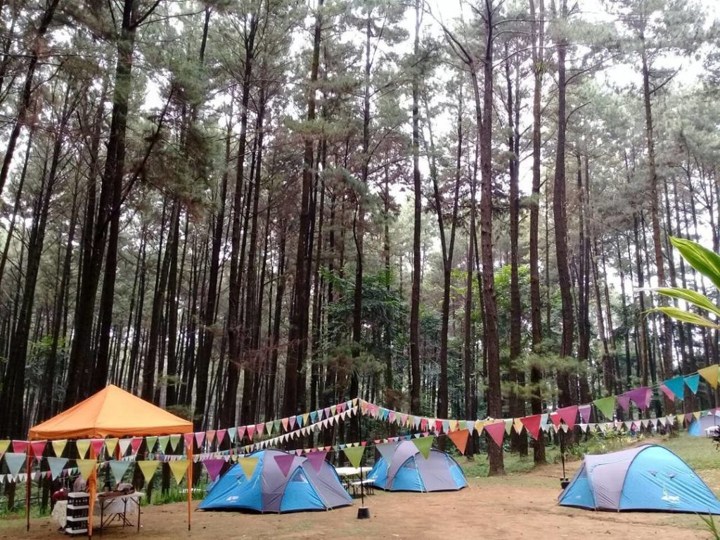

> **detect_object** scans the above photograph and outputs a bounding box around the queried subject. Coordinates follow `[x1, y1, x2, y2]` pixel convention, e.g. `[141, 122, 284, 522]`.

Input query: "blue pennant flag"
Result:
[684, 374, 700, 394]
[664, 376, 685, 400]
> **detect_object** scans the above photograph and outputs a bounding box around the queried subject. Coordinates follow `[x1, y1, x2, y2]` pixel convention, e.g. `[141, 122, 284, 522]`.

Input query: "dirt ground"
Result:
[0, 460, 713, 539]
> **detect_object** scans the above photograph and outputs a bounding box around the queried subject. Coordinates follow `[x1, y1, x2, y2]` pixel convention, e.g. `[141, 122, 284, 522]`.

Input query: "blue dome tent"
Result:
[199, 449, 352, 513]
[688, 411, 720, 436]
[368, 440, 467, 492]
[559, 444, 720, 514]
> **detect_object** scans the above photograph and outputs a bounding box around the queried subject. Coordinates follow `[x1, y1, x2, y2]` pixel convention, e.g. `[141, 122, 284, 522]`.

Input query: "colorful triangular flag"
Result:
[239, 457, 259, 479]
[699, 365, 719, 389]
[343, 446, 365, 468]
[169, 460, 188, 484]
[137, 460, 159, 483]
[109, 460, 131, 484]
[448, 429, 469, 455]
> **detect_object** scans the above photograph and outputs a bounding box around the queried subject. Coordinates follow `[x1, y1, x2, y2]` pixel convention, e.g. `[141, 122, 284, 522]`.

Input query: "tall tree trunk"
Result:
[553, 0, 574, 408]
[529, 0, 546, 464]
[409, 0, 422, 415]
[284, 0, 322, 417]
[479, 1, 503, 475]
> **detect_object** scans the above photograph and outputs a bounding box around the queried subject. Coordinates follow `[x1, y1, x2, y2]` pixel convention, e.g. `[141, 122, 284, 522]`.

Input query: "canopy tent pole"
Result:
[25, 449, 31, 531]
[88, 442, 97, 537]
[187, 444, 193, 530]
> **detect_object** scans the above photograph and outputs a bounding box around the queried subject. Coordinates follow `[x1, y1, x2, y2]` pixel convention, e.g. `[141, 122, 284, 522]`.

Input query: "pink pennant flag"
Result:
[337, 403, 345, 413]
[289, 416, 297, 430]
[557, 405, 578, 429]
[435, 420, 443, 433]
[255, 423, 264, 437]
[660, 384, 675, 401]
[550, 412, 561, 428]
[484, 421, 506, 448]
[194, 432, 206, 447]
[246, 425, 256, 441]
[90, 439, 105, 457]
[203, 458, 225, 482]
[626, 387, 652, 411]
[306, 450, 327, 472]
[578, 405, 592, 423]
[295, 449, 302, 456]
[324, 407, 331, 418]
[12, 440, 28, 453]
[274, 454, 295, 477]
[183, 433, 194, 450]
[237, 426, 246, 440]
[420, 418, 428, 431]
[216, 429, 227, 445]
[206, 430, 216, 445]
[617, 394, 631, 411]
[282, 418, 289, 431]
[30, 441, 46, 458]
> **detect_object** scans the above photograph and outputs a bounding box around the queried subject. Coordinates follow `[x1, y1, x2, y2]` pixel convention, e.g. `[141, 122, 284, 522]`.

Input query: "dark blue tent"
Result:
[199, 450, 352, 513]
[559, 444, 720, 514]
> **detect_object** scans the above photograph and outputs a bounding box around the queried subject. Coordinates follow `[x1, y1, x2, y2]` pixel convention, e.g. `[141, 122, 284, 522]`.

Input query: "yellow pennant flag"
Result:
[694, 411, 702, 420]
[699, 365, 719, 389]
[105, 438, 119, 458]
[52, 440, 67, 457]
[0, 439, 11, 455]
[513, 418, 525, 435]
[475, 420, 485, 435]
[137, 461, 160, 483]
[76, 439, 91, 458]
[76, 459, 97, 481]
[239, 457, 259, 479]
[449, 420, 459, 432]
[675, 414, 685, 427]
[169, 460, 189, 484]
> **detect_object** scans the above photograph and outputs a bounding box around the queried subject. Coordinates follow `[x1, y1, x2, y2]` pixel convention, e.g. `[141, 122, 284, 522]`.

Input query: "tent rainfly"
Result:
[199, 449, 352, 513]
[27, 385, 194, 536]
[367, 440, 467, 492]
[558, 444, 720, 514]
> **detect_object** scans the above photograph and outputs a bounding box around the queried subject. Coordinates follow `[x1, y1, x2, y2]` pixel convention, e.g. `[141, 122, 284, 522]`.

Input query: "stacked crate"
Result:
[65, 492, 89, 536]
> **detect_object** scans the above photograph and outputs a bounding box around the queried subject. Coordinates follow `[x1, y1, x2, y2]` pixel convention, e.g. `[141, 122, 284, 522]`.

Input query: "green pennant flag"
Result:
[343, 446, 365, 468]
[137, 460, 160, 483]
[157, 436, 170, 453]
[169, 434, 181, 452]
[412, 436, 435, 459]
[593, 396, 616, 420]
[239, 457, 259, 479]
[169, 460, 189, 484]
[145, 436, 158, 453]
[76, 459, 97, 481]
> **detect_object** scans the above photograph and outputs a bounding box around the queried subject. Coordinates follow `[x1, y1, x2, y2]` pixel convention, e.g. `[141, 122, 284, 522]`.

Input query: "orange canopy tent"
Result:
[27, 385, 194, 536]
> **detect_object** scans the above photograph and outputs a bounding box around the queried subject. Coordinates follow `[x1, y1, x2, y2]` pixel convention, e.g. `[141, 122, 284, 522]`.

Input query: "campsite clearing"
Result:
[1, 456, 713, 539]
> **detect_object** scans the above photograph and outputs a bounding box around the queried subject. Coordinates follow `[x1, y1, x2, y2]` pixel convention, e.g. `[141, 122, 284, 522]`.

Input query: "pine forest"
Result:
[2, 0, 720, 477]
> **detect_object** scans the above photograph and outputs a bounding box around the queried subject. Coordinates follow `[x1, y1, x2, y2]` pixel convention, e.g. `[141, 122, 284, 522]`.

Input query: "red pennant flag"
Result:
[237, 426, 246, 441]
[30, 440, 46, 458]
[557, 405, 578, 429]
[12, 440, 28, 453]
[90, 439, 105, 457]
[484, 421, 506, 448]
[550, 412, 561, 428]
[274, 454, 295, 477]
[130, 437, 143, 454]
[520, 415, 543, 440]
[448, 429, 470, 455]
[420, 418, 428, 431]
[246, 425, 256, 441]
[434, 420, 443, 433]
